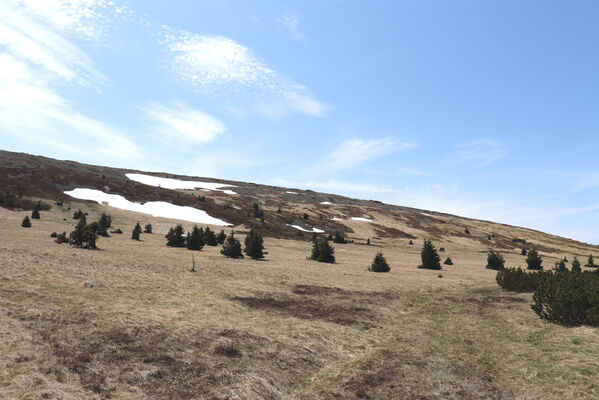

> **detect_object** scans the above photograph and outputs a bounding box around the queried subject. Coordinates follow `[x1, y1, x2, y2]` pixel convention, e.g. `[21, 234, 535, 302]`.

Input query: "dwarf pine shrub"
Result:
[244, 229, 265, 259]
[165, 225, 186, 247]
[369, 252, 390, 272]
[186, 226, 204, 251]
[526, 249, 543, 270]
[486, 250, 505, 270]
[418, 240, 441, 270]
[221, 231, 243, 258]
[21, 216, 31, 228]
[144, 223, 152, 234]
[444, 257, 453, 265]
[532, 270, 599, 327]
[31, 209, 40, 219]
[131, 222, 142, 240]
[496, 267, 546, 292]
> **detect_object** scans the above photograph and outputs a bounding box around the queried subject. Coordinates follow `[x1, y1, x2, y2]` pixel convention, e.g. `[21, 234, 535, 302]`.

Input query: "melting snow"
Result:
[287, 224, 325, 233]
[286, 191, 299, 194]
[64, 188, 232, 226]
[320, 201, 332, 205]
[351, 217, 373, 222]
[126, 173, 237, 194]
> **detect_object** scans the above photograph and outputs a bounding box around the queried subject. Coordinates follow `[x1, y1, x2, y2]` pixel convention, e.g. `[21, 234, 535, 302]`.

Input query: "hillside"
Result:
[1, 150, 599, 399]
[0, 150, 595, 255]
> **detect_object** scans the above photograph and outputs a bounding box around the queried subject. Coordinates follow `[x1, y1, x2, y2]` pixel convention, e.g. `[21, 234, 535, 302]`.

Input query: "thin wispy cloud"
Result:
[321, 138, 416, 172]
[139, 101, 226, 145]
[574, 171, 599, 191]
[276, 13, 305, 41]
[162, 30, 328, 118]
[0, 0, 139, 159]
[453, 139, 508, 167]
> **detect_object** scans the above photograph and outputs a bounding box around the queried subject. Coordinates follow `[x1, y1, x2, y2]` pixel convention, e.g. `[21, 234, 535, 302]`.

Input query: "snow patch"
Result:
[351, 217, 373, 222]
[420, 212, 435, 217]
[286, 191, 299, 194]
[64, 188, 232, 226]
[126, 173, 237, 194]
[287, 224, 325, 233]
[320, 201, 332, 205]
[331, 217, 344, 221]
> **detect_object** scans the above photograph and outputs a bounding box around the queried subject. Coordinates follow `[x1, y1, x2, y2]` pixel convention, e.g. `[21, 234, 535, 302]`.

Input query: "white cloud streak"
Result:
[162, 31, 328, 118]
[276, 13, 305, 41]
[321, 138, 416, 172]
[0, 0, 139, 159]
[453, 139, 508, 167]
[139, 101, 226, 145]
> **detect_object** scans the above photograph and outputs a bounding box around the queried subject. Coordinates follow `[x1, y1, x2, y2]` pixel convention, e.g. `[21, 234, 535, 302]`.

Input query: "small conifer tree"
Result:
[221, 231, 243, 258]
[369, 251, 390, 272]
[367, 238, 371, 245]
[333, 230, 347, 244]
[587, 254, 596, 267]
[486, 250, 505, 270]
[309, 234, 320, 260]
[554, 258, 568, 272]
[186, 225, 204, 251]
[316, 237, 335, 263]
[21, 215, 31, 227]
[131, 222, 142, 240]
[69, 218, 97, 249]
[31, 209, 40, 219]
[444, 257, 453, 265]
[526, 249, 543, 270]
[418, 240, 441, 270]
[521, 248, 527, 256]
[216, 229, 227, 244]
[97, 213, 112, 236]
[409, 240, 413, 246]
[571, 257, 582, 273]
[165, 224, 186, 247]
[144, 223, 152, 234]
[465, 228, 470, 235]
[244, 229, 265, 259]
[55, 231, 68, 244]
[204, 227, 218, 246]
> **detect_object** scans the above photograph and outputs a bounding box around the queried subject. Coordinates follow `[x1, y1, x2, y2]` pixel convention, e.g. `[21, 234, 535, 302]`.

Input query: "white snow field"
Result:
[126, 173, 237, 194]
[330, 217, 373, 222]
[320, 201, 332, 205]
[285, 191, 299, 194]
[287, 224, 325, 233]
[64, 188, 232, 226]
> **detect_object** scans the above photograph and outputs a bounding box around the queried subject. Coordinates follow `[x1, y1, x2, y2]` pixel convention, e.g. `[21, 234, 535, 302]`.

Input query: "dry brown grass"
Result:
[1, 201, 599, 399]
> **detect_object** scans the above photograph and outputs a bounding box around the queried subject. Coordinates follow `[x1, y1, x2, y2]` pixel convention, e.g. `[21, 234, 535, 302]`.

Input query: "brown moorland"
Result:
[1, 151, 599, 399]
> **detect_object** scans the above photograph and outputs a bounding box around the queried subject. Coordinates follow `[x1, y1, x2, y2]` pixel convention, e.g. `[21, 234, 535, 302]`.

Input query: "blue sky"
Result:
[1, 0, 598, 243]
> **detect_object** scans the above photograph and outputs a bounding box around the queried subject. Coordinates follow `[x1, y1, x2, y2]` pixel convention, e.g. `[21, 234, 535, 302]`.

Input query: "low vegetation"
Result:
[486, 249, 505, 270]
[221, 231, 243, 258]
[496, 267, 545, 292]
[526, 248, 543, 270]
[369, 251, 390, 272]
[418, 240, 441, 270]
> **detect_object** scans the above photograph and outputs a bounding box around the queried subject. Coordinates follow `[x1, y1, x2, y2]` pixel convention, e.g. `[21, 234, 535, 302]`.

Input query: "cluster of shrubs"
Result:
[20, 201, 47, 228]
[492, 247, 599, 327]
[165, 225, 264, 259]
[308, 233, 336, 263]
[2, 192, 50, 211]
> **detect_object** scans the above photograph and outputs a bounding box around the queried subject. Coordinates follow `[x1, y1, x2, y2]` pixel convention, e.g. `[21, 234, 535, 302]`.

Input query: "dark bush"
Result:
[512, 238, 527, 244]
[496, 267, 545, 292]
[131, 222, 142, 240]
[69, 219, 97, 249]
[532, 270, 599, 327]
[244, 229, 265, 259]
[203, 227, 218, 246]
[369, 252, 390, 272]
[444, 257, 453, 265]
[572, 257, 582, 273]
[186, 226, 204, 251]
[554, 258, 568, 272]
[526, 249, 543, 270]
[97, 213, 112, 236]
[31, 209, 40, 219]
[165, 225, 186, 247]
[309, 237, 335, 263]
[221, 231, 243, 258]
[409, 240, 413, 246]
[464, 228, 470, 235]
[521, 248, 527, 256]
[486, 250, 505, 270]
[50, 231, 57, 237]
[587, 254, 596, 268]
[144, 223, 152, 234]
[21, 216, 31, 228]
[333, 230, 347, 244]
[366, 238, 371, 245]
[439, 247, 445, 252]
[110, 228, 123, 234]
[216, 229, 227, 245]
[418, 240, 441, 270]
[55, 231, 68, 244]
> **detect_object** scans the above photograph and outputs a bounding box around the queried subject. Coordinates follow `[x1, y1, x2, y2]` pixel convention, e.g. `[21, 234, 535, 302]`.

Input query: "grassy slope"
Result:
[1, 200, 599, 399]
